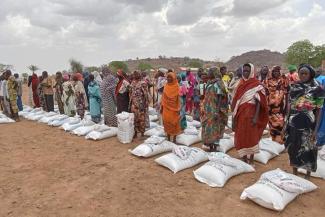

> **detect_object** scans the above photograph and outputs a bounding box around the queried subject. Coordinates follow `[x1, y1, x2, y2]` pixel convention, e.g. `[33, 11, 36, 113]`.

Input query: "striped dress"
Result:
[101, 74, 118, 127]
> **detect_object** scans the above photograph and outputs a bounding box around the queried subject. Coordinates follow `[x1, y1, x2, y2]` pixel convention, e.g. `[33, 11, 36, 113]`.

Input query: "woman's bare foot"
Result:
[305, 171, 311, 180]
[202, 144, 210, 151]
[242, 155, 248, 163]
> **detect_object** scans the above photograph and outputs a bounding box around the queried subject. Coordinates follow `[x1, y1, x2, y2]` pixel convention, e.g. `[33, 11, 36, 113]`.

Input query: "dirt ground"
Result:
[0, 86, 324, 217]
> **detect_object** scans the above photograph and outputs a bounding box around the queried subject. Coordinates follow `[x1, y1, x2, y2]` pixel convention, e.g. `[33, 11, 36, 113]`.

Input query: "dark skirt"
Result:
[117, 92, 129, 114]
[285, 112, 318, 172]
[45, 94, 54, 112]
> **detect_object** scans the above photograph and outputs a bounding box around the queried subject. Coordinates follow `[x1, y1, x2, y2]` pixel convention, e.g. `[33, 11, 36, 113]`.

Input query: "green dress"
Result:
[201, 79, 228, 145]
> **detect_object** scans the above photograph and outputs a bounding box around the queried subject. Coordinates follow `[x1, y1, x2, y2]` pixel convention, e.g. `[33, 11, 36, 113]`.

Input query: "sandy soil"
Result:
[0, 86, 324, 217]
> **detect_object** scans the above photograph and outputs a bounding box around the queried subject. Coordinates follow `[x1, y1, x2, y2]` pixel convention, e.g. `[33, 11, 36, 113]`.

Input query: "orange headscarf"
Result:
[162, 72, 180, 111]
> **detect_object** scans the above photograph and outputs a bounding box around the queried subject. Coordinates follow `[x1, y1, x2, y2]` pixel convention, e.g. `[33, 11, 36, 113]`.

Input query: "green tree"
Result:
[108, 61, 129, 73]
[285, 40, 325, 67]
[187, 59, 204, 68]
[69, 58, 83, 73]
[28, 65, 39, 74]
[137, 62, 153, 71]
[285, 40, 314, 66]
[310, 45, 325, 67]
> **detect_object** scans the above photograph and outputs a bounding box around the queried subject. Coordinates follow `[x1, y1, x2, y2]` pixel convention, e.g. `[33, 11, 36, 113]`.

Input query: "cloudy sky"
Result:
[0, 0, 324, 73]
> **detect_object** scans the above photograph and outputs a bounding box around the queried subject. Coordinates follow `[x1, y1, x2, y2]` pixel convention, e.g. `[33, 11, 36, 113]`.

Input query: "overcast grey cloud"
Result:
[0, 0, 324, 73]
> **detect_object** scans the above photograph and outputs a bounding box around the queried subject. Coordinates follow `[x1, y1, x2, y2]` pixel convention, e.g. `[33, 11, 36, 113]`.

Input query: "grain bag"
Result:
[194, 152, 255, 187]
[129, 136, 175, 157]
[298, 147, 325, 179]
[144, 126, 165, 137]
[155, 146, 208, 173]
[116, 112, 135, 144]
[218, 137, 235, 153]
[240, 168, 317, 211]
[85, 127, 118, 140]
[149, 115, 158, 122]
[176, 129, 202, 146]
[254, 138, 285, 164]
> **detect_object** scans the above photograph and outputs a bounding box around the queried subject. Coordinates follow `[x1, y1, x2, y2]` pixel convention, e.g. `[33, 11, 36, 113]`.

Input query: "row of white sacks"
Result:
[130, 137, 324, 211]
[18, 106, 118, 140]
[0, 112, 15, 124]
[17, 106, 163, 142]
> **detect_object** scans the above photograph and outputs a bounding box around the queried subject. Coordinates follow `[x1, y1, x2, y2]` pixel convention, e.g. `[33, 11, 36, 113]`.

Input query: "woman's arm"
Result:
[313, 108, 322, 142]
[252, 100, 260, 126]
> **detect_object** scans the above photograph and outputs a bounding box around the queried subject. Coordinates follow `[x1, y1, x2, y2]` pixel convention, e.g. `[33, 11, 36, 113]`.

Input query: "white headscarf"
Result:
[242, 63, 255, 81]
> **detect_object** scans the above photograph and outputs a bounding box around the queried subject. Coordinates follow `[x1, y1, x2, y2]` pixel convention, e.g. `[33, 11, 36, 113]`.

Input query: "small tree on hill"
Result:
[187, 59, 204, 68]
[28, 65, 39, 74]
[137, 62, 153, 71]
[69, 59, 83, 73]
[109, 61, 129, 73]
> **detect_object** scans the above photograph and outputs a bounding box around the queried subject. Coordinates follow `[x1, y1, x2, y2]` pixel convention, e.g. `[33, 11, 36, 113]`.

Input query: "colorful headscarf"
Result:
[288, 65, 297, 72]
[75, 72, 83, 81]
[63, 73, 70, 81]
[298, 64, 316, 81]
[272, 65, 281, 72]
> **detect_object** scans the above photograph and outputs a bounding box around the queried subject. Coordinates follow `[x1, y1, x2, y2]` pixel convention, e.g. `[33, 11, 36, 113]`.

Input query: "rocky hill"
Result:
[225, 49, 285, 71]
[124, 57, 221, 72]
[116, 49, 285, 72]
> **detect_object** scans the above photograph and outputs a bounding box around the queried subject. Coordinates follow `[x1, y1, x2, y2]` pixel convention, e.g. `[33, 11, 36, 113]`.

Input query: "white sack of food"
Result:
[184, 126, 199, 135]
[85, 127, 118, 140]
[187, 120, 201, 128]
[149, 115, 158, 122]
[25, 111, 46, 120]
[240, 168, 317, 211]
[93, 124, 111, 132]
[22, 106, 33, 112]
[116, 112, 135, 144]
[116, 112, 134, 128]
[50, 118, 70, 127]
[144, 126, 165, 137]
[254, 138, 285, 164]
[38, 114, 62, 124]
[155, 146, 208, 173]
[298, 147, 325, 179]
[72, 125, 97, 136]
[218, 137, 235, 153]
[61, 122, 83, 132]
[176, 130, 202, 146]
[29, 113, 47, 121]
[194, 152, 255, 187]
[47, 115, 69, 125]
[149, 121, 159, 129]
[80, 119, 95, 127]
[117, 130, 134, 144]
[186, 115, 194, 122]
[129, 139, 175, 158]
[0, 117, 15, 123]
[68, 117, 81, 125]
[30, 108, 42, 113]
[148, 107, 158, 116]
[44, 111, 58, 117]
